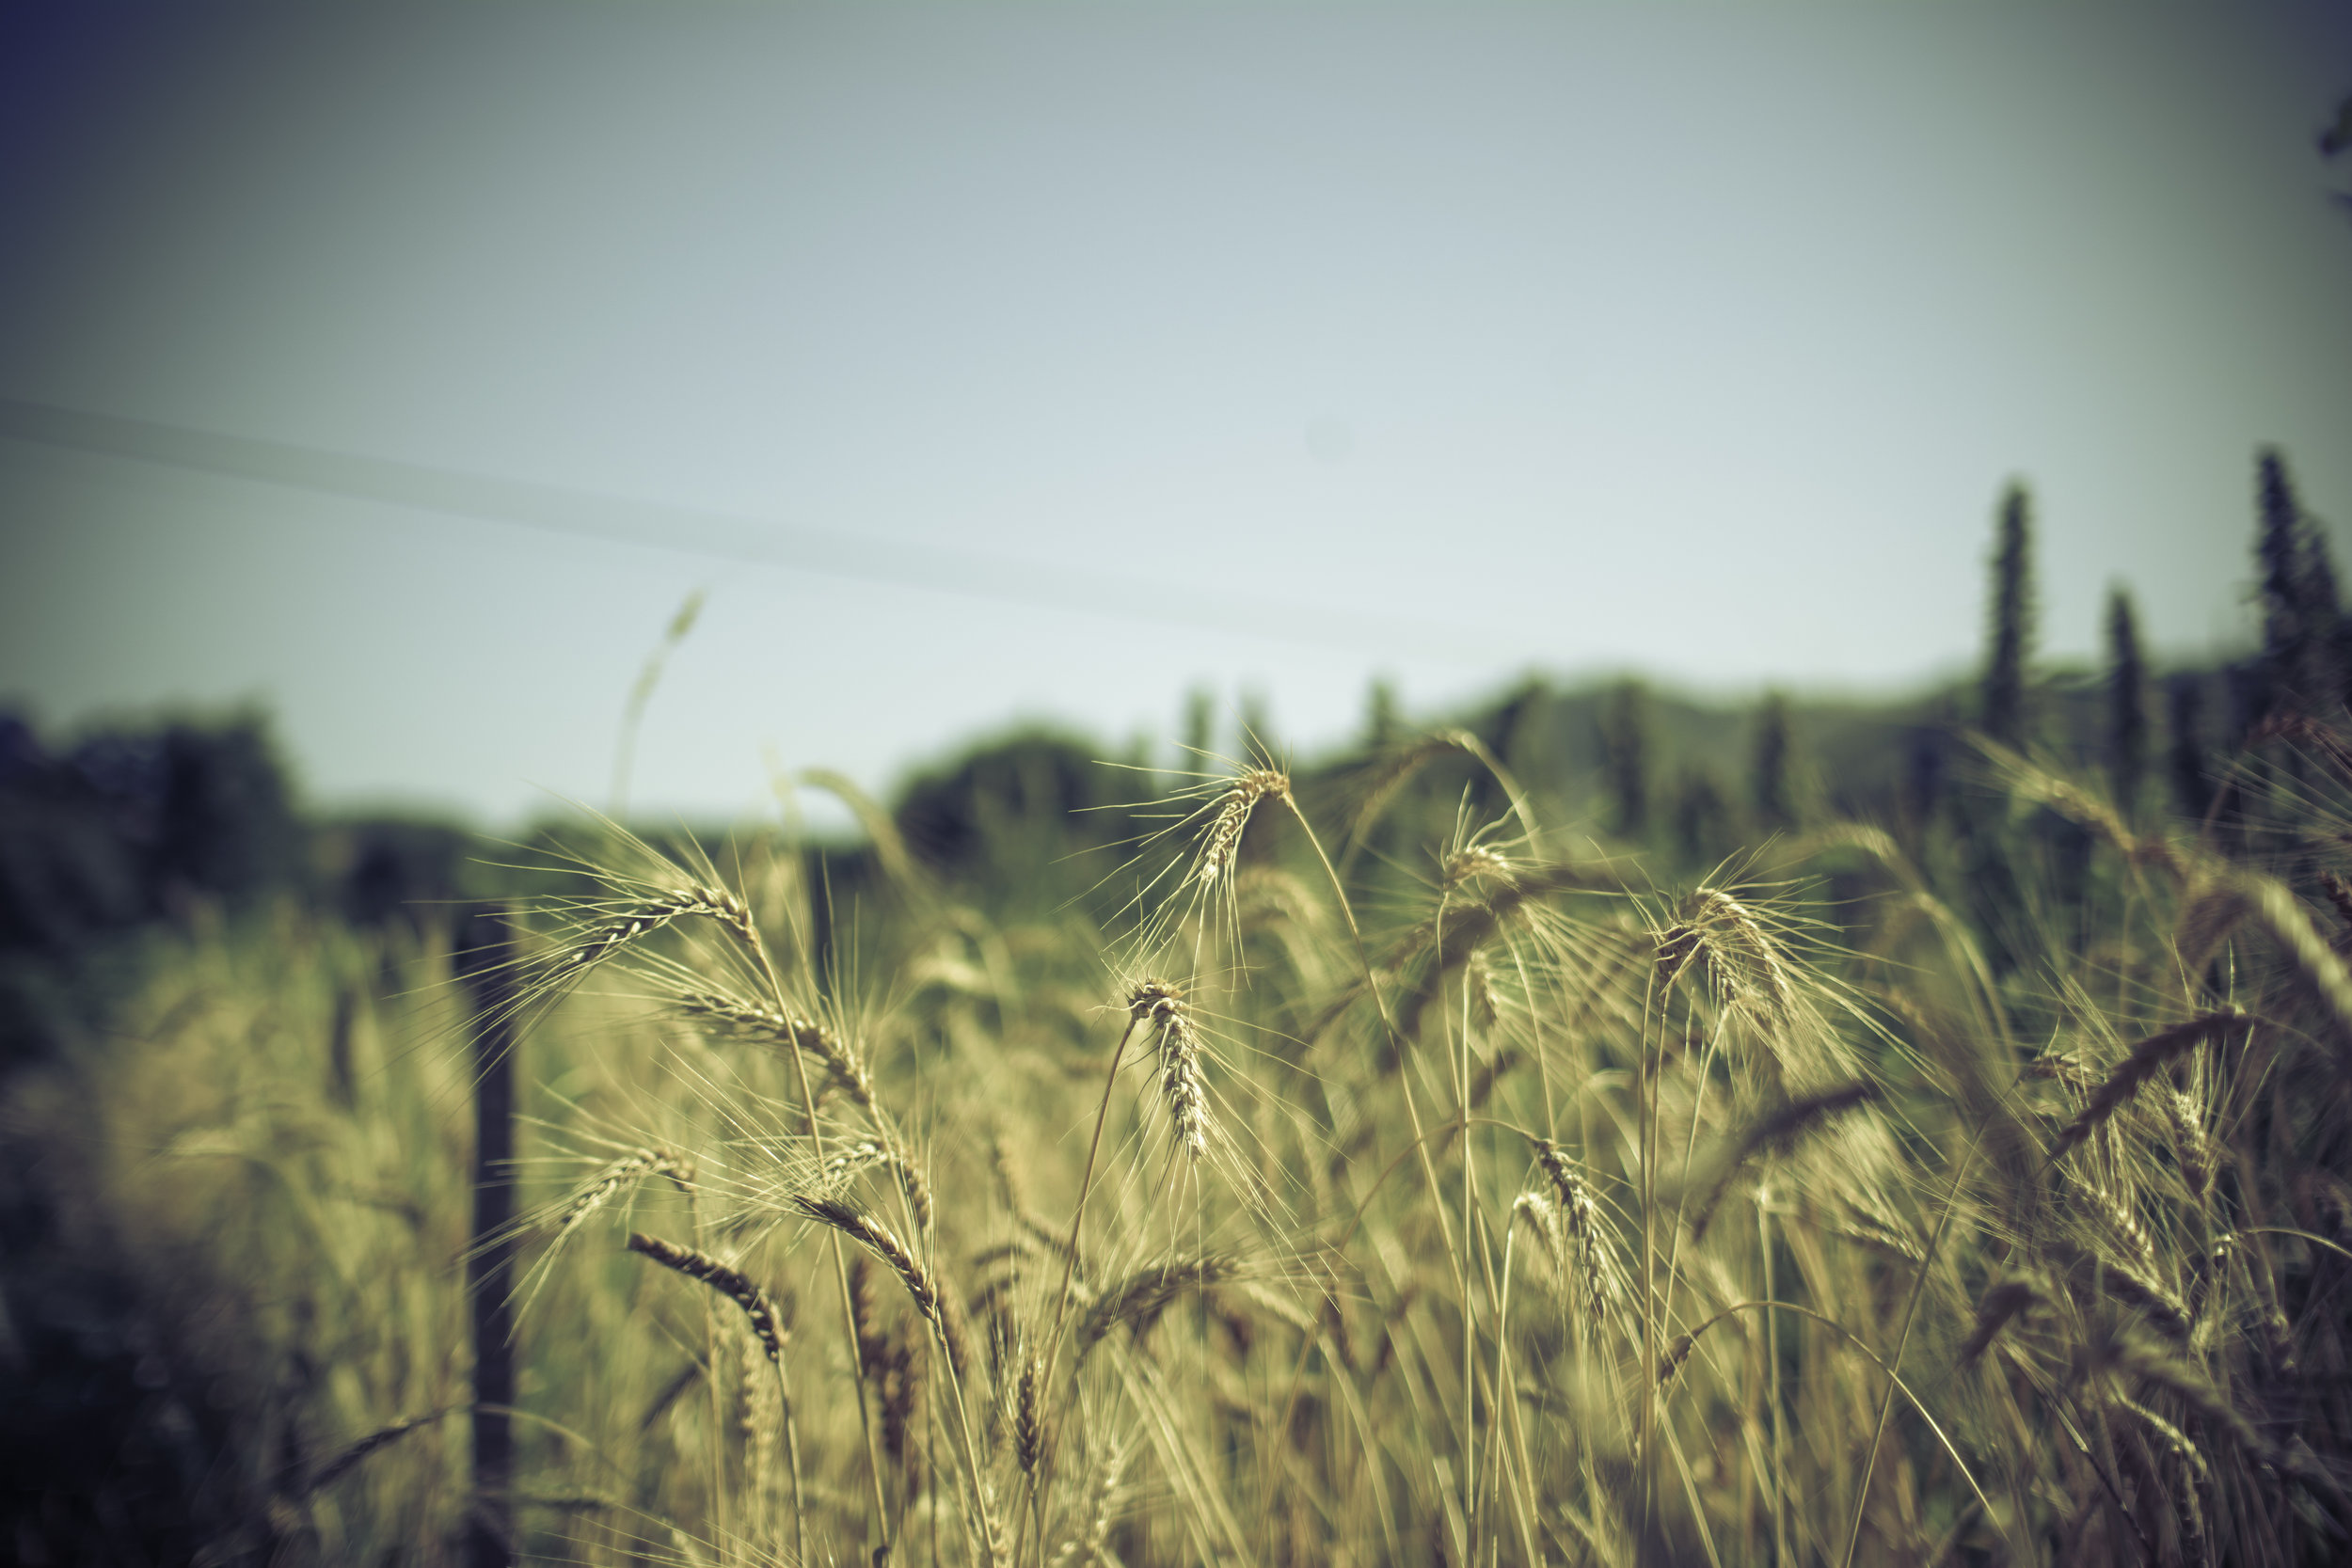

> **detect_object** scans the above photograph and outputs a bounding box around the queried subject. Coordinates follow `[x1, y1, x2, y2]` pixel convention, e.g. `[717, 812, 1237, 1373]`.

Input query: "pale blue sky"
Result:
[3, 3, 2348, 822]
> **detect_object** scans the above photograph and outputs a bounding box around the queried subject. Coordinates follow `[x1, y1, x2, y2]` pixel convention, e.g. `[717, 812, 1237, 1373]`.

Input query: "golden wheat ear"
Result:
[792, 1196, 970, 1379]
[1127, 979, 1212, 1162]
[626, 1231, 787, 1366]
[2045, 1009, 2249, 1165]
[1074, 1254, 1249, 1362]
[1686, 1081, 1880, 1241]
[1110, 762, 1295, 969]
[1530, 1139, 1626, 1323]
[1197, 768, 1289, 889]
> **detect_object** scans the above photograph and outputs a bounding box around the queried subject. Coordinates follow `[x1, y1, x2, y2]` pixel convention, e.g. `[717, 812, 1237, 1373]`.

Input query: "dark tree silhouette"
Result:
[1752, 689, 1794, 832]
[1182, 687, 1213, 763]
[1598, 678, 1651, 839]
[1982, 484, 2036, 748]
[1364, 677, 1400, 750]
[1673, 766, 1729, 863]
[2106, 587, 2148, 814]
[2256, 449, 2302, 713]
[2253, 447, 2344, 721]
[1484, 675, 1552, 791]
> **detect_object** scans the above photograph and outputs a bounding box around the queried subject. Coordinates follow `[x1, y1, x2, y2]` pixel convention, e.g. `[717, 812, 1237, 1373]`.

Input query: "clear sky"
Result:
[3, 2, 2348, 824]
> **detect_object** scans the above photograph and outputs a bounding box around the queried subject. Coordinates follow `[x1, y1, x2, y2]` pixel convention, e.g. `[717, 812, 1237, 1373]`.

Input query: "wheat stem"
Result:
[722, 898, 895, 1559]
[1840, 1129, 1983, 1568]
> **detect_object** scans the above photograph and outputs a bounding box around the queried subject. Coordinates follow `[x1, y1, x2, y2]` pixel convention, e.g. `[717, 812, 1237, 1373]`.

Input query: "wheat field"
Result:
[16, 665, 2352, 1567]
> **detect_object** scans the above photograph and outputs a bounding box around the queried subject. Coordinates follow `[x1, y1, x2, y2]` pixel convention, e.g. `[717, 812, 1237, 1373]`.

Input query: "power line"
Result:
[0, 395, 1514, 665]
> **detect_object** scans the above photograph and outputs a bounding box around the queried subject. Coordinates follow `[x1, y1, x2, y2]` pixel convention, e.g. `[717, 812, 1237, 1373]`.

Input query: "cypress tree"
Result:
[2255, 448, 2303, 721]
[1673, 766, 1728, 863]
[1365, 677, 1400, 750]
[2105, 587, 2148, 814]
[1903, 724, 1947, 837]
[2307, 524, 2342, 633]
[1753, 689, 1794, 832]
[2258, 450, 2302, 656]
[1598, 679, 1650, 840]
[1486, 676, 1551, 784]
[1982, 484, 2036, 748]
[1182, 688, 1213, 764]
[2250, 447, 2343, 723]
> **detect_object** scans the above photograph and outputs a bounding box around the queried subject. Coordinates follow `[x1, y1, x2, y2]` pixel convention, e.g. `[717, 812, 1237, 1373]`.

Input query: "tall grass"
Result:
[17, 716, 2352, 1566]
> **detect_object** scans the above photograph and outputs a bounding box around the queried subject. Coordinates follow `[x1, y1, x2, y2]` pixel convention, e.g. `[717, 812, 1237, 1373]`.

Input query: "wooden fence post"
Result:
[456, 905, 519, 1568]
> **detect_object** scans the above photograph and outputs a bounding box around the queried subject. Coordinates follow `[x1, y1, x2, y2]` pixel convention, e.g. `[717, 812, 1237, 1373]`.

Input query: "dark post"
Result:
[457, 906, 519, 1568]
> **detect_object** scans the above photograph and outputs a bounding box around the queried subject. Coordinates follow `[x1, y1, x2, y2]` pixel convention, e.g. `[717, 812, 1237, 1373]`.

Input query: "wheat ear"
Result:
[676, 990, 879, 1114]
[1530, 1138, 1621, 1322]
[2046, 1010, 2247, 1164]
[1048, 1442, 1127, 1567]
[1655, 886, 1796, 1025]
[1959, 1275, 2046, 1364]
[792, 1196, 967, 1378]
[626, 1232, 787, 1366]
[1197, 768, 1289, 887]
[1129, 979, 1211, 1161]
[303, 1408, 457, 1495]
[1688, 1081, 1879, 1239]
[561, 884, 757, 974]
[1014, 1351, 1043, 1477]
[554, 1147, 692, 1235]
[1075, 1255, 1247, 1359]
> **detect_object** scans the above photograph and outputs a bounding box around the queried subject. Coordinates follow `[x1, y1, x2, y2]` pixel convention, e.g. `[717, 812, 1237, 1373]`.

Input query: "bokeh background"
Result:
[5, 1, 2349, 824]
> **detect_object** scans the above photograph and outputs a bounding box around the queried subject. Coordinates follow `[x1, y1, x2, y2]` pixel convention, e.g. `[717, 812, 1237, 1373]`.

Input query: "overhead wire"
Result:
[0, 395, 1512, 665]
